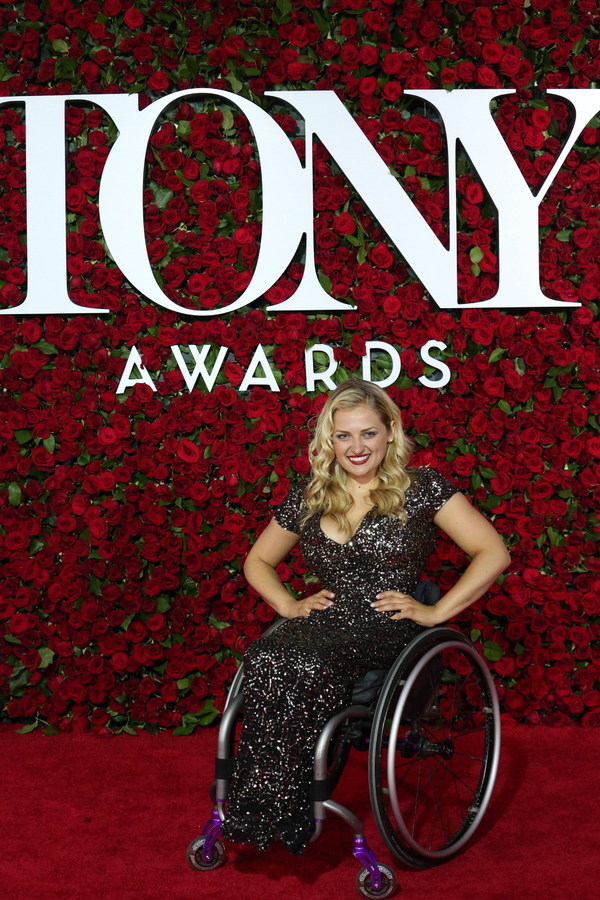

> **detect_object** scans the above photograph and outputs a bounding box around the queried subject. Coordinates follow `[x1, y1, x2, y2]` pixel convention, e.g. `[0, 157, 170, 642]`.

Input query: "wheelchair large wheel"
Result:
[369, 628, 500, 869]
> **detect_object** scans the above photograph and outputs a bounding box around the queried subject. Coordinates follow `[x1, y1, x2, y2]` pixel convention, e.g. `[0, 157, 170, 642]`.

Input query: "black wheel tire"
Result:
[355, 863, 398, 898]
[369, 628, 500, 870]
[186, 836, 227, 871]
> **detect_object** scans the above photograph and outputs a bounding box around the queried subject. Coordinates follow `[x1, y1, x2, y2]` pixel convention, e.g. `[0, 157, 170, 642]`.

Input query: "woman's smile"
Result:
[347, 453, 371, 465]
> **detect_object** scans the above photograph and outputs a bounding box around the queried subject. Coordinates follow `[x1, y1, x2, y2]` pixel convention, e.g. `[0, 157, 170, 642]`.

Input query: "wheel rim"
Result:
[372, 636, 500, 863]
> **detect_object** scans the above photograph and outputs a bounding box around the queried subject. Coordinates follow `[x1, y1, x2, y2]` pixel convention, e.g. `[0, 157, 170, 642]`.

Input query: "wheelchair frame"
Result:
[188, 623, 501, 899]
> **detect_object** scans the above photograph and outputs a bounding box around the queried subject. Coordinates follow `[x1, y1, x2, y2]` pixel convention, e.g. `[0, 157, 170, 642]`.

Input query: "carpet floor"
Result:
[1, 723, 598, 900]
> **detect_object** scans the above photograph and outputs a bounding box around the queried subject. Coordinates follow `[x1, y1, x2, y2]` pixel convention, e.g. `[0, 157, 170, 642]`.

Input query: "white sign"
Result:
[2, 87, 593, 318]
[116, 341, 451, 394]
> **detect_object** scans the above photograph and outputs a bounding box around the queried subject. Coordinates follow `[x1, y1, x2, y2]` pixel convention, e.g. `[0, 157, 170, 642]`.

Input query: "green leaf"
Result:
[120, 724, 138, 735]
[43, 435, 56, 454]
[10, 666, 30, 692]
[55, 56, 76, 79]
[154, 186, 174, 209]
[52, 39, 69, 53]
[14, 430, 32, 444]
[4, 634, 21, 644]
[121, 613, 135, 630]
[173, 723, 197, 735]
[208, 614, 231, 632]
[483, 640, 504, 662]
[498, 400, 512, 414]
[318, 272, 332, 294]
[38, 647, 55, 669]
[547, 527, 564, 547]
[225, 72, 243, 93]
[470, 629, 481, 642]
[469, 246, 484, 264]
[221, 107, 234, 132]
[177, 678, 191, 691]
[15, 722, 39, 734]
[514, 642, 525, 655]
[556, 229, 572, 242]
[43, 724, 60, 736]
[156, 596, 171, 613]
[313, 9, 330, 34]
[8, 482, 22, 506]
[489, 348, 505, 363]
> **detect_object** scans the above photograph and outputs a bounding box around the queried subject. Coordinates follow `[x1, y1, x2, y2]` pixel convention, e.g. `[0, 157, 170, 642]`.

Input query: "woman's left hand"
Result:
[371, 591, 442, 627]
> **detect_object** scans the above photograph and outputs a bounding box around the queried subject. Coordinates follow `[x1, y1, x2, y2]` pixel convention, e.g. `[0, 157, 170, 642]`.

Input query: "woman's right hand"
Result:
[288, 590, 335, 618]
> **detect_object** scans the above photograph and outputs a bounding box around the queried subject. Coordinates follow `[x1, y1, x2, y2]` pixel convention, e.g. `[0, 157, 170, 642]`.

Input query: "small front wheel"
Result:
[356, 863, 398, 898]
[186, 835, 227, 872]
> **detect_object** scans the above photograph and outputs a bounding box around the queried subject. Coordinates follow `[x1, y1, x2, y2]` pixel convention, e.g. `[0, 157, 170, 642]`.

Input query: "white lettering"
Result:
[361, 341, 402, 389]
[172, 344, 228, 392]
[419, 340, 451, 388]
[116, 346, 157, 394]
[2, 88, 592, 318]
[305, 344, 338, 391]
[239, 344, 280, 392]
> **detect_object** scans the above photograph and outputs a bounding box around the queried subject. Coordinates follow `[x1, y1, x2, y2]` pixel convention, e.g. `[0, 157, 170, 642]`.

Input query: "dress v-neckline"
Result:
[319, 510, 372, 546]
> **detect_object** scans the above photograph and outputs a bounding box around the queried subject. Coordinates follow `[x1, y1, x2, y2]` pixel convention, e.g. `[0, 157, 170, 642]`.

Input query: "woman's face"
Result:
[332, 404, 393, 486]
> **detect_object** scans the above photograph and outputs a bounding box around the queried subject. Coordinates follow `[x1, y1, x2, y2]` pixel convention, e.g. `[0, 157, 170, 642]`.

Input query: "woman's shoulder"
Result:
[406, 467, 459, 517]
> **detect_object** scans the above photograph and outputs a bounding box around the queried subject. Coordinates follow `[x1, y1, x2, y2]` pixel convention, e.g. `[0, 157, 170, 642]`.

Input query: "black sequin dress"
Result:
[221, 468, 457, 854]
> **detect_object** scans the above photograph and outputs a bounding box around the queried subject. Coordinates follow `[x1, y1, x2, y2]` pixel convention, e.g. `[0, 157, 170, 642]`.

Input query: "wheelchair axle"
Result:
[399, 731, 455, 761]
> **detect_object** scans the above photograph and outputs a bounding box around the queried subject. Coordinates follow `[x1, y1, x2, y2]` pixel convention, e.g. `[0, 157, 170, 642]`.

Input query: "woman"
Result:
[221, 378, 510, 854]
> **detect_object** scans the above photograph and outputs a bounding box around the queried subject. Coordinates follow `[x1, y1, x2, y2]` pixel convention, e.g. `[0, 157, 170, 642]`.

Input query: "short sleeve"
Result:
[273, 482, 308, 533]
[409, 468, 459, 520]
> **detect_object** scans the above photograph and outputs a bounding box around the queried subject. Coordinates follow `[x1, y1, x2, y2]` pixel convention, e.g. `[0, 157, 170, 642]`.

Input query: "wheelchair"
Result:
[187, 609, 501, 899]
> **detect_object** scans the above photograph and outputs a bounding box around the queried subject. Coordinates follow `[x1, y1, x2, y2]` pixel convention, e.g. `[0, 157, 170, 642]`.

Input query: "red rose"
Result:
[124, 8, 145, 28]
[333, 212, 356, 235]
[476, 66, 502, 88]
[369, 242, 394, 268]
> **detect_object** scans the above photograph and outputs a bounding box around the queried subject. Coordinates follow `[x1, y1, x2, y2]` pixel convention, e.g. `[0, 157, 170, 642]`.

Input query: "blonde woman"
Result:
[221, 378, 509, 855]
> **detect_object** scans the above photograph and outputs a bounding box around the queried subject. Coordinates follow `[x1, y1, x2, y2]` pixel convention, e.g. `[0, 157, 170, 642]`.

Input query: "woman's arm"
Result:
[371, 492, 511, 627]
[244, 517, 335, 619]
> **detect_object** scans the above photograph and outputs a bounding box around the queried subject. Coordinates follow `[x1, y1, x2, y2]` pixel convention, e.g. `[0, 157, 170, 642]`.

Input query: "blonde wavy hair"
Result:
[300, 379, 414, 535]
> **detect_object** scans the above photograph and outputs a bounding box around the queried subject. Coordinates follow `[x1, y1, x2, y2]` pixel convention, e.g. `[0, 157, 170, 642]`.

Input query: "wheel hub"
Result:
[399, 732, 455, 760]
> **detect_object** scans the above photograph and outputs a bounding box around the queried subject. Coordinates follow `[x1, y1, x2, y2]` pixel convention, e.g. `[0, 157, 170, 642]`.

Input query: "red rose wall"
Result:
[0, 0, 600, 735]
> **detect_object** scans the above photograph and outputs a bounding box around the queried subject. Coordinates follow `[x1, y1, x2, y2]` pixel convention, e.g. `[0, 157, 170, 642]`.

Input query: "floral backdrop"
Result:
[0, 0, 599, 735]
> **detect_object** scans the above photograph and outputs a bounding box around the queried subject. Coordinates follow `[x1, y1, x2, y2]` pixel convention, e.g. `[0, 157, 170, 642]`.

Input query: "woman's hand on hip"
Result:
[371, 591, 442, 627]
[289, 590, 335, 618]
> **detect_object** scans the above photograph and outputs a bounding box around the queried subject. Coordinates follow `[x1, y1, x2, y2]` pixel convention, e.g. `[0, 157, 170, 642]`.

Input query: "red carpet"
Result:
[1, 723, 598, 900]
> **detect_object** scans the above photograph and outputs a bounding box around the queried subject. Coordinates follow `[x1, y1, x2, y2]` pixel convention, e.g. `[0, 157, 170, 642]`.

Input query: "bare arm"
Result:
[372, 492, 510, 627]
[244, 517, 335, 619]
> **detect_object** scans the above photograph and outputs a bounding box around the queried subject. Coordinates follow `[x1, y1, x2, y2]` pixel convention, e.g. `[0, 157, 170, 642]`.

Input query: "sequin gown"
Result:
[221, 468, 457, 854]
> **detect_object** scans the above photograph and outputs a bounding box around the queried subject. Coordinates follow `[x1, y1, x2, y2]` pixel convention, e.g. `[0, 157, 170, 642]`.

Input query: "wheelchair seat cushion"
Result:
[350, 668, 388, 705]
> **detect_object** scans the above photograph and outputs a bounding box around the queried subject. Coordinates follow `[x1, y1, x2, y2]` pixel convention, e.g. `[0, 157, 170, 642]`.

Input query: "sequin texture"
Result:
[221, 468, 458, 854]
